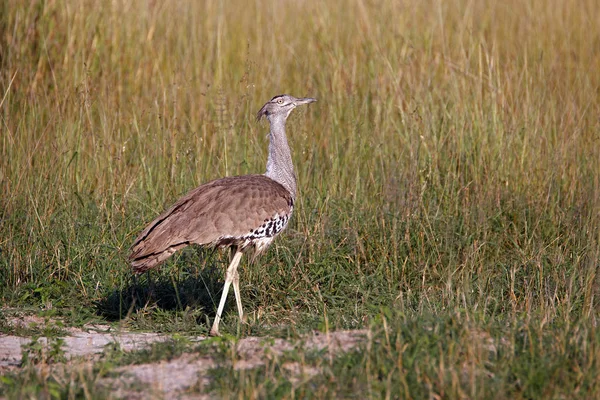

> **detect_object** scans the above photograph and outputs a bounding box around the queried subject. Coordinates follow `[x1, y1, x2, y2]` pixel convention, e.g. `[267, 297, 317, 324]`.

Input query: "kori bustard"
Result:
[129, 94, 316, 336]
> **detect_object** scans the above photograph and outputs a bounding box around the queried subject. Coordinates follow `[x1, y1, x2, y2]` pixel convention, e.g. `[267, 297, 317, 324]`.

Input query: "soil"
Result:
[0, 314, 367, 398]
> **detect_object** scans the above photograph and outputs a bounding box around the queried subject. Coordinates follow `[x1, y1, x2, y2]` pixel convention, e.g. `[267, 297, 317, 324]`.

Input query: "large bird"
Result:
[129, 94, 316, 336]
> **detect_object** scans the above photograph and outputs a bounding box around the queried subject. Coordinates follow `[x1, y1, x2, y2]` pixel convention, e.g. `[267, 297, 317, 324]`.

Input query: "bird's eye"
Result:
[277, 98, 284, 105]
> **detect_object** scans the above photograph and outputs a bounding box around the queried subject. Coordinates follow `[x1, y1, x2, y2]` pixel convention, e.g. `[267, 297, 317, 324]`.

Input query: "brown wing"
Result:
[129, 175, 293, 272]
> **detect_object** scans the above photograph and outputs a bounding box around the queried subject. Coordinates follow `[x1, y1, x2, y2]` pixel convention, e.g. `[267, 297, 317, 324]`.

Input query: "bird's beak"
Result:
[256, 103, 269, 121]
[295, 97, 317, 105]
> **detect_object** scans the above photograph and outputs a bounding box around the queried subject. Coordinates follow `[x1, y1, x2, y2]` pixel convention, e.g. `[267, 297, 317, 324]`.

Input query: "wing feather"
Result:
[129, 175, 292, 272]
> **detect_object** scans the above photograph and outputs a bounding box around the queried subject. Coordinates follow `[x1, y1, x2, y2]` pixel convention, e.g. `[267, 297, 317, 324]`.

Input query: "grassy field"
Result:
[1, 0, 599, 397]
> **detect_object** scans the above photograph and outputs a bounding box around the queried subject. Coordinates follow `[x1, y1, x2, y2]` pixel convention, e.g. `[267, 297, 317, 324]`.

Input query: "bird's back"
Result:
[130, 174, 294, 273]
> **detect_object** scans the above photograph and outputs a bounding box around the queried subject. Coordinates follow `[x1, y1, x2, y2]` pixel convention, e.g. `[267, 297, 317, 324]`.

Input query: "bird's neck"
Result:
[265, 116, 297, 200]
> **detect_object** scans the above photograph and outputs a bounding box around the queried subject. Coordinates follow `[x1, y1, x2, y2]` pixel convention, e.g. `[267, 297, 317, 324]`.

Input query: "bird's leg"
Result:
[210, 250, 243, 336]
[229, 247, 245, 321]
[232, 268, 244, 321]
[225, 248, 245, 321]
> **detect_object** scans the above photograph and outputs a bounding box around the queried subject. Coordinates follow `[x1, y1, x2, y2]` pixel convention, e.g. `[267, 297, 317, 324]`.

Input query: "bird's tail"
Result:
[129, 225, 190, 273]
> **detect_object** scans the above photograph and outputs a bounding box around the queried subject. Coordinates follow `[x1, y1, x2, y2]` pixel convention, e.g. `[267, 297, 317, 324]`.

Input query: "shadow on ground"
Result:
[96, 249, 235, 322]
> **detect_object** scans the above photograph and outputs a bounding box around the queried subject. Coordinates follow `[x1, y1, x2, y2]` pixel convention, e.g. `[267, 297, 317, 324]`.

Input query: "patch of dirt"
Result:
[97, 330, 367, 398]
[0, 327, 170, 368]
[1, 314, 367, 398]
[99, 353, 217, 399]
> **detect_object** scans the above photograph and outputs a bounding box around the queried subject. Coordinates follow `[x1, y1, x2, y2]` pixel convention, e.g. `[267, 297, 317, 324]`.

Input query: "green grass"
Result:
[1, 0, 599, 397]
[205, 315, 600, 399]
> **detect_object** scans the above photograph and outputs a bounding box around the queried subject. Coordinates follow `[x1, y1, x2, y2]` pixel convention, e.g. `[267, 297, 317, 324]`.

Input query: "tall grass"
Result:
[1, 0, 599, 397]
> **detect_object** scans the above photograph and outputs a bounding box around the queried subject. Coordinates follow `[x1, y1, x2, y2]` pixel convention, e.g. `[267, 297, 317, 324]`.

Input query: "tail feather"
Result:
[129, 238, 189, 273]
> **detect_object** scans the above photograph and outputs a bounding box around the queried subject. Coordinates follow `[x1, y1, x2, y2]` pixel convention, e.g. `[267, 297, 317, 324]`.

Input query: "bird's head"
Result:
[256, 94, 317, 122]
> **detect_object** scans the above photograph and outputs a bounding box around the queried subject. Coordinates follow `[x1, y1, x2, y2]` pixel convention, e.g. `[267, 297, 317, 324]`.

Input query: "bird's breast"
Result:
[214, 206, 293, 255]
[244, 208, 293, 242]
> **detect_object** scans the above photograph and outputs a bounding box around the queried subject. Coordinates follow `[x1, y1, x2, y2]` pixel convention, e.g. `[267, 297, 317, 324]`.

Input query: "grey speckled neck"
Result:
[264, 114, 297, 200]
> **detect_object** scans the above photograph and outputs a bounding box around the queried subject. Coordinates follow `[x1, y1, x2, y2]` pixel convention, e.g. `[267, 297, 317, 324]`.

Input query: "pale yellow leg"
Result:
[232, 269, 244, 321]
[210, 250, 243, 336]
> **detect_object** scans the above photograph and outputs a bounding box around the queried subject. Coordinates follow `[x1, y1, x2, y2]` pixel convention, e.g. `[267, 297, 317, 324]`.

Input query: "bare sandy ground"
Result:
[1, 314, 367, 398]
